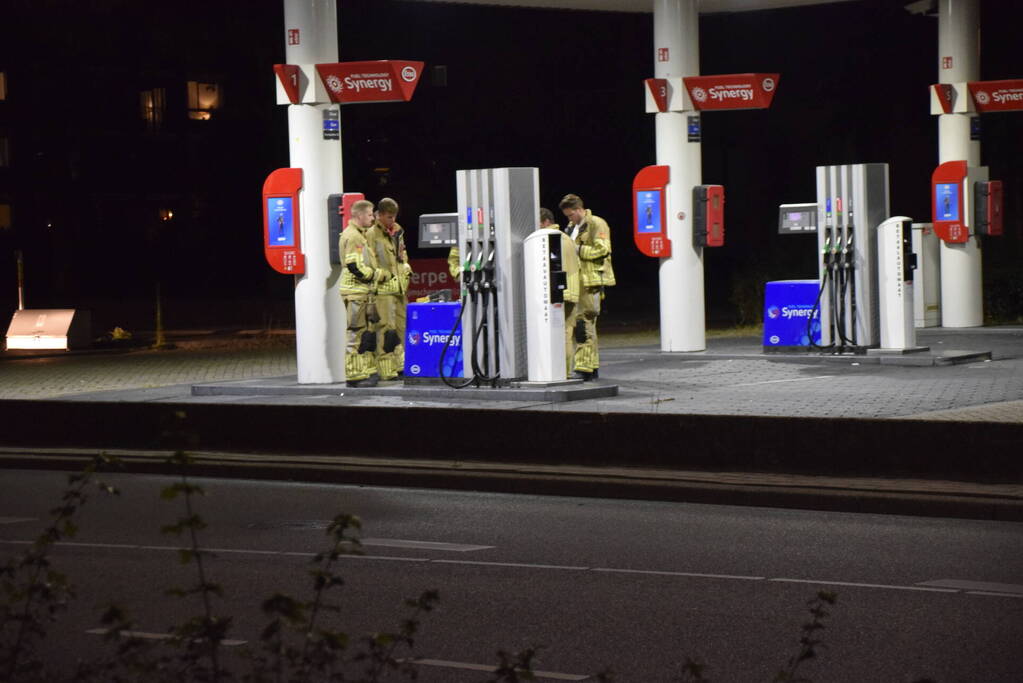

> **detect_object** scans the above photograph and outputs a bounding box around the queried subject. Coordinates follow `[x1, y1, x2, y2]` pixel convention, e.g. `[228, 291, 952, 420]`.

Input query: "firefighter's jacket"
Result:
[567, 210, 616, 288]
[367, 221, 409, 297]
[340, 219, 389, 296]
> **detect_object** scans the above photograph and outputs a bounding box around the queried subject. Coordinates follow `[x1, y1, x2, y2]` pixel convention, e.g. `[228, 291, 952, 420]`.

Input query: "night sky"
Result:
[1, 0, 1020, 332]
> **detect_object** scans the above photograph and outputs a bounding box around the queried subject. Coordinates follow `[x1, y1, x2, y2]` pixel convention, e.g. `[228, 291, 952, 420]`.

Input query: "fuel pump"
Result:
[524, 229, 569, 382]
[440, 167, 537, 387]
[814, 163, 889, 352]
[876, 216, 920, 351]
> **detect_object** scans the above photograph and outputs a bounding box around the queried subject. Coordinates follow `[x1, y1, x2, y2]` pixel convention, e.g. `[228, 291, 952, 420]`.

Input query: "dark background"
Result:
[1, 0, 1020, 334]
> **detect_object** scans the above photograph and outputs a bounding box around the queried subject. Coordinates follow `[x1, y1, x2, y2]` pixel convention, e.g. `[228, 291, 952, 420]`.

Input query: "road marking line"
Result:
[207, 547, 286, 555]
[593, 567, 764, 581]
[433, 559, 589, 570]
[733, 376, 831, 388]
[410, 658, 588, 681]
[3, 540, 1009, 600]
[340, 554, 430, 562]
[0, 517, 37, 525]
[770, 578, 958, 593]
[86, 628, 247, 646]
[966, 591, 1023, 599]
[916, 579, 1023, 595]
[361, 538, 495, 552]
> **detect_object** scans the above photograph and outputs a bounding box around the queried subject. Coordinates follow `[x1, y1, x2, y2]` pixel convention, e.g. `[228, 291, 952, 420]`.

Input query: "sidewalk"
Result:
[1, 325, 1021, 520]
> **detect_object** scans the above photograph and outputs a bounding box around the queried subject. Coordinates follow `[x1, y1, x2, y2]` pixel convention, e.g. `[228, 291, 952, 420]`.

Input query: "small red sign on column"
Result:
[288, 29, 300, 45]
[273, 64, 302, 104]
[657, 48, 669, 62]
[931, 83, 957, 114]
[942, 56, 953, 69]
[645, 78, 669, 112]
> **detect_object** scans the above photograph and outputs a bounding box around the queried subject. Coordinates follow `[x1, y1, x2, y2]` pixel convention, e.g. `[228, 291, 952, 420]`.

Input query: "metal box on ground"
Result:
[5, 309, 91, 351]
[404, 302, 463, 381]
[763, 280, 821, 351]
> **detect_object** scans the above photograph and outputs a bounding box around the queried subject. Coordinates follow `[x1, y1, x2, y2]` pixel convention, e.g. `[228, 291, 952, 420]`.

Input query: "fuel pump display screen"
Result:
[778, 203, 818, 234]
[935, 183, 960, 222]
[266, 196, 296, 247]
[636, 190, 662, 234]
[417, 213, 458, 248]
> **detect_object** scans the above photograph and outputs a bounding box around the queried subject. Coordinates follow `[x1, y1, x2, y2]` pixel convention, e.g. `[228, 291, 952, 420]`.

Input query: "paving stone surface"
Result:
[1, 326, 1020, 422]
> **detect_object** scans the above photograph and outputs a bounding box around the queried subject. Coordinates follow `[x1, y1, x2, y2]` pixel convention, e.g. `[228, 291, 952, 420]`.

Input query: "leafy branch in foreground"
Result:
[773, 591, 838, 683]
[159, 450, 231, 683]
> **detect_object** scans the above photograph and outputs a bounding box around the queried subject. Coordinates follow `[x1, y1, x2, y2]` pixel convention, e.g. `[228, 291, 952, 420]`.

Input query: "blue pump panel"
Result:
[763, 280, 821, 349]
[405, 302, 463, 378]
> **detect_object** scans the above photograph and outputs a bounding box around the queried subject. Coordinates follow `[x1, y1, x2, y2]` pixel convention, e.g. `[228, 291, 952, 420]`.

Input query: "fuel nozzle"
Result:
[830, 235, 843, 270]
[481, 248, 497, 291]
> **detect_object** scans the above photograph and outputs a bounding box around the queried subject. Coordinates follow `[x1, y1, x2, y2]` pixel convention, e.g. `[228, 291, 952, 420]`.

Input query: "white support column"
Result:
[937, 0, 982, 328]
[284, 0, 345, 382]
[654, 0, 704, 352]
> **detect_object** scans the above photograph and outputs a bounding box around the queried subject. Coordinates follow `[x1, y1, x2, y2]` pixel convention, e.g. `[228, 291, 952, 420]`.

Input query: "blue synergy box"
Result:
[763, 280, 822, 350]
[405, 302, 463, 378]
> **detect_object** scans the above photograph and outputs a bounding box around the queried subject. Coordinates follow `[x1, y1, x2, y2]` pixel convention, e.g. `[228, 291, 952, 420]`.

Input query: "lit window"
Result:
[0, 72, 6, 101]
[0, 204, 11, 230]
[187, 81, 221, 120]
[140, 88, 166, 131]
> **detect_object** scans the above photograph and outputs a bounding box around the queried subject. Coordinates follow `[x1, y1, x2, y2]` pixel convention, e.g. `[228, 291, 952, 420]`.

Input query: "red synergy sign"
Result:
[315, 60, 424, 104]
[682, 73, 780, 111]
[967, 79, 1023, 113]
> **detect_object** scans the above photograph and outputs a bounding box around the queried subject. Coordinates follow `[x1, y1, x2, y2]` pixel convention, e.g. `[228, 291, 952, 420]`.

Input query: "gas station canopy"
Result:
[409, 0, 859, 13]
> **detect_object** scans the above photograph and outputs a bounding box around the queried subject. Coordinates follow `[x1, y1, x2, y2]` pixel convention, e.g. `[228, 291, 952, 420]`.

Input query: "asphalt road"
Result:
[2, 470, 1022, 682]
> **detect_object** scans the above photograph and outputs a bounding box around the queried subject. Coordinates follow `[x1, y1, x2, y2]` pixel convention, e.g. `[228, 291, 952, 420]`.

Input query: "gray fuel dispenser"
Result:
[453, 167, 538, 385]
[815, 163, 890, 351]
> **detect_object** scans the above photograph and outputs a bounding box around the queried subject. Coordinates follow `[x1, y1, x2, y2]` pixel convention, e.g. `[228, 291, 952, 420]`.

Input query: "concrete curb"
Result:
[0, 447, 1019, 522]
[3, 398, 1021, 475]
[1, 398, 1021, 521]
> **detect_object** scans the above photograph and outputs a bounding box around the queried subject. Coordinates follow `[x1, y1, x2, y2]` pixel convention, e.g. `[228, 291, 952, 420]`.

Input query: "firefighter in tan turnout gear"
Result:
[367, 197, 412, 381]
[559, 193, 615, 380]
[339, 199, 391, 387]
